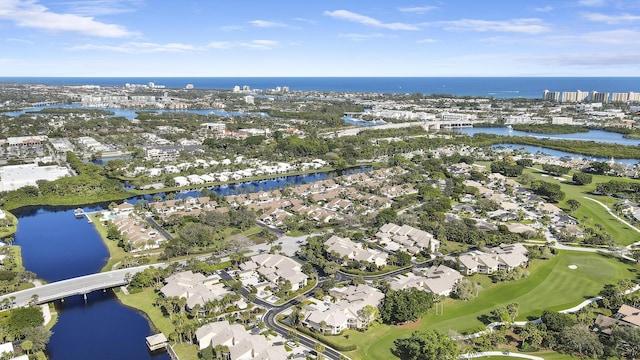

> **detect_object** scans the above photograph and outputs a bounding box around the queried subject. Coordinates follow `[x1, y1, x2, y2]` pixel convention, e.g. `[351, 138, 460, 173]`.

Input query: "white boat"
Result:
[74, 208, 85, 218]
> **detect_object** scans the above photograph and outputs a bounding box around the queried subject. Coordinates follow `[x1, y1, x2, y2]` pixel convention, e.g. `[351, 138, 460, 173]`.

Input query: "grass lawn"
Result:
[524, 168, 640, 246]
[481, 353, 587, 360]
[0, 210, 18, 238]
[340, 251, 637, 360]
[115, 287, 174, 335]
[172, 343, 199, 360]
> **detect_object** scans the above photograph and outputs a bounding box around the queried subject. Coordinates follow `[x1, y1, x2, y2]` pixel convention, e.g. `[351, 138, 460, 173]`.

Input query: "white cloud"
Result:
[577, 0, 606, 7]
[582, 12, 640, 23]
[207, 41, 233, 49]
[438, 18, 550, 34]
[71, 41, 197, 53]
[60, 0, 143, 16]
[0, 0, 135, 37]
[324, 10, 419, 30]
[534, 6, 554, 12]
[249, 20, 287, 28]
[583, 29, 640, 45]
[5, 37, 34, 44]
[208, 39, 279, 50]
[293, 17, 317, 24]
[417, 38, 437, 43]
[523, 52, 640, 66]
[339, 33, 387, 41]
[398, 6, 436, 14]
[241, 40, 279, 50]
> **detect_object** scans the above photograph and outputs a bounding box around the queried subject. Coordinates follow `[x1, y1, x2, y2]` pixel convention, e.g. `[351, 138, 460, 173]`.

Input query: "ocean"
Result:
[1, 77, 639, 99]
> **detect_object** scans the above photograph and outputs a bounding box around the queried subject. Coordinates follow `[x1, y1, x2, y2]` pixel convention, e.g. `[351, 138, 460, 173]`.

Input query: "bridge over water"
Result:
[0, 265, 159, 308]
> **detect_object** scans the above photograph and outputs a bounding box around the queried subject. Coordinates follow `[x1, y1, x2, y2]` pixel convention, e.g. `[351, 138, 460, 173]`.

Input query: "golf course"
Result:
[338, 250, 637, 360]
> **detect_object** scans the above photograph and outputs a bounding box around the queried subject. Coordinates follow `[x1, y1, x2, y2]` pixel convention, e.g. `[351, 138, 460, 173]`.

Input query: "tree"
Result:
[359, 305, 379, 328]
[6, 307, 44, 337]
[599, 283, 626, 310]
[314, 342, 326, 360]
[541, 310, 576, 332]
[375, 208, 397, 227]
[586, 161, 611, 175]
[380, 288, 434, 324]
[611, 326, 640, 359]
[288, 307, 303, 327]
[566, 199, 581, 213]
[572, 172, 592, 185]
[453, 279, 478, 301]
[560, 324, 603, 358]
[542, 164, 570, 176]
[21, 339, 33, 354]
[393, 329, 459, 360]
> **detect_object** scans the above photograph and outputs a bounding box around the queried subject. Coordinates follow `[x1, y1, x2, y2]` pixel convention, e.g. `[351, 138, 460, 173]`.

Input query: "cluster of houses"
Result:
[238, 254, 309, 300]
[374, 223, 441, 255]
[450, 163, 584, 241]
[390, 265, 463, 296]
[195, 320, 288, 359]
[325, 235, 389, 267]
[129, 156, 327, 184]
[100, 202, 167, 251]
[594, 304, 640, 335]
[150, 196, 225, 220]
[302, 284, 384, 335]
[160, 271, 245, 311]
[226, 168, 418, 229]
[455, 243, 529, 275]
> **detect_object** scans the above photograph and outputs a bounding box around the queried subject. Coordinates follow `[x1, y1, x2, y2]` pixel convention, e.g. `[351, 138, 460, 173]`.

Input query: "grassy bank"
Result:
[0, 210, 18, 239]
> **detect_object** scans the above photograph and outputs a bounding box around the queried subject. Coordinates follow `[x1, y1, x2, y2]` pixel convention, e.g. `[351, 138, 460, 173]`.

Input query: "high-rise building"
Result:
[590, 91, 610, 103]
[542, 90, 560, 102]
[612, 92, 630, 102]
[561, 90, 588, 103]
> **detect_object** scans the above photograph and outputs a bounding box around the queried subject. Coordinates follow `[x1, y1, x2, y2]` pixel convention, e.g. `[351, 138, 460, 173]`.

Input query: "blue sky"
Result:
[1, 0, 639, 76]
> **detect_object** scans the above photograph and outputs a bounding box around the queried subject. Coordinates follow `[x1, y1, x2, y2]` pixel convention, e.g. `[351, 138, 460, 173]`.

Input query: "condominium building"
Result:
[542, 90, 560, 102]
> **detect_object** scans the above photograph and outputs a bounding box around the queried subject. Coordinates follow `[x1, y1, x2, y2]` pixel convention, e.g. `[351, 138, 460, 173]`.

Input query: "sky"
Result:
[1, 0, 640, 77]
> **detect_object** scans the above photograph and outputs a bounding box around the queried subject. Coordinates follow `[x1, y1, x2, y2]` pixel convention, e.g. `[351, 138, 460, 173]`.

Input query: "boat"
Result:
[74, 208, 85, 218]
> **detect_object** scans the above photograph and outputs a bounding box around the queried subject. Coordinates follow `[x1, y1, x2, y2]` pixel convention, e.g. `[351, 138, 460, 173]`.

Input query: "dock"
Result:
[146, 333, 168, 351]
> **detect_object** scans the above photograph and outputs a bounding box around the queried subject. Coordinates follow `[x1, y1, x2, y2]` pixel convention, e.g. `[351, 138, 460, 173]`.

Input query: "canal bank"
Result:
[6, 166, 372, 359]
[11, 205, 170, 360]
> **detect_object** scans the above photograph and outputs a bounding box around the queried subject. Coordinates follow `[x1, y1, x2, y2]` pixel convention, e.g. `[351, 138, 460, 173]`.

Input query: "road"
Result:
[220, 269, 345, 360]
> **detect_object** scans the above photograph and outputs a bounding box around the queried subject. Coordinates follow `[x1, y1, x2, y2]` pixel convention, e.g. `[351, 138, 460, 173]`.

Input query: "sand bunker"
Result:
[568, 265, 578, 270]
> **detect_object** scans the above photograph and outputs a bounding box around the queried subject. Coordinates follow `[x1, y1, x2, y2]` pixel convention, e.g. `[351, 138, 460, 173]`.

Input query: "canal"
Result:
[10, 167, 368, 359]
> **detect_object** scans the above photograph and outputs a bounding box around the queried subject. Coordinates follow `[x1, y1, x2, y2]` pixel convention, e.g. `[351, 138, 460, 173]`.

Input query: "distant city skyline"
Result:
[1, 0, 639, 77]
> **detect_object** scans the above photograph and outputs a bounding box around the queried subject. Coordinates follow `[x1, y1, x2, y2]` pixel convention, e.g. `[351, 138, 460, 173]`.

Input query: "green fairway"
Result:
[340, 251, 637, 360]
[524, 168, 640, 246]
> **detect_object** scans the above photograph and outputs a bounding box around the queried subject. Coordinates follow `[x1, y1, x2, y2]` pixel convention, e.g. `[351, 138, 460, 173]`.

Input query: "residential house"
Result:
[457, 243, 528, 275]
[375, 223, 440, 255]
[325, 235, 388, 267]
[196, 320, 287, 359]
[391, 265, 463, 296]
[160, 271, 235, 310]
[302, 284, 384, 335]
[239, 253, 308, 293]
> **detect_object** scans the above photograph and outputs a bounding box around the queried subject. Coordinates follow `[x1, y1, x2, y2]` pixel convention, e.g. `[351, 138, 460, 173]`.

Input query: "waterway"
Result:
[455, 127, 640, 146]
[492, 144, 638, 165]
[12, 205, 170, 360]
[9, 167, 368, 359]
[2, 103, 268, 120]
